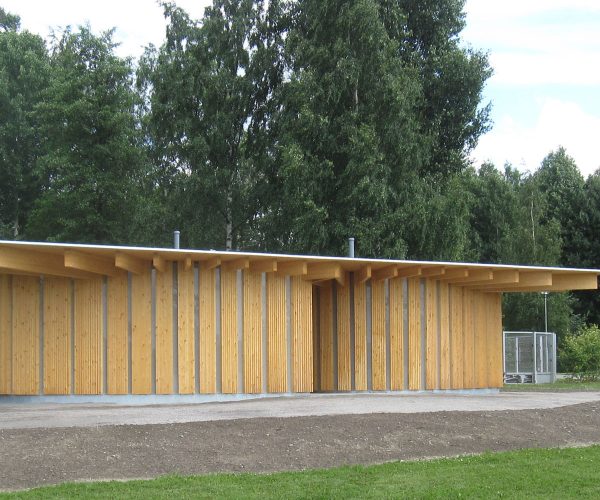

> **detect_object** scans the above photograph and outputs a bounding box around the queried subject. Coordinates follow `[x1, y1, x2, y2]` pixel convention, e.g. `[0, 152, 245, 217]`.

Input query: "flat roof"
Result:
[0, 240, 598, 293]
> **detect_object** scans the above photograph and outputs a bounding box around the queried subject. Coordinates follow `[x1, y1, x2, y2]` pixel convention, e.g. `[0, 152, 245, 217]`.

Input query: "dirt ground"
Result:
[1, 400, 600, 491]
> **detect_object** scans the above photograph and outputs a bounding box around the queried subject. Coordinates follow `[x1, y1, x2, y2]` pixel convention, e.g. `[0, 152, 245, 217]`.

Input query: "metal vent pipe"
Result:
[174, 230, 180, 249]
[348, 237, 355, 258]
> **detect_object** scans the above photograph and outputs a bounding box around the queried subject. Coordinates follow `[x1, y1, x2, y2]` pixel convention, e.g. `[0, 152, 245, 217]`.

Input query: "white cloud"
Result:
[2, 0, 211, 58]
[472, 98, 600, 176]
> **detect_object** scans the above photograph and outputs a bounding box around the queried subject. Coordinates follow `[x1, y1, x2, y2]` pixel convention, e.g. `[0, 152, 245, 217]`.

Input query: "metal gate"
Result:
[503, 331, 556, 384]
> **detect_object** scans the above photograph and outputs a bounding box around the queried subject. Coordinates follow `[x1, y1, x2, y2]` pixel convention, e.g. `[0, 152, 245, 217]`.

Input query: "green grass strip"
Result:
[502, 379, 600, 392]
[4, 445, 600, 499]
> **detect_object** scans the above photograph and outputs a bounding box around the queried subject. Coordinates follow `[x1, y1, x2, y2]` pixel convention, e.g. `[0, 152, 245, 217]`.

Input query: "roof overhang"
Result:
[0, 240, 598, 293]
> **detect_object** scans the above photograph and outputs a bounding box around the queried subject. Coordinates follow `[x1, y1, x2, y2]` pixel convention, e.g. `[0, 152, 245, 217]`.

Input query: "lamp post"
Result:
[541, 291, 549, 332]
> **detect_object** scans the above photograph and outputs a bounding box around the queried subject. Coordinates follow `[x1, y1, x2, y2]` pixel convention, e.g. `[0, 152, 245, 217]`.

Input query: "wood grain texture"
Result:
[354, 280, 367, 391]
[74, 279, 103, 395]
[473, 291, 487, 388]
[0, 275, 11, 394]
[462, 288, 475, 389]
[488, 293, 504, 388]
[267, 274, 286, 393]
[199, 265, 216, 394]
[449, 285, 464, 389]
[131, 270, 152, 394]
[291, 277, 313, 392]
[12, 276, 39, 395]
[439, 281, 451, 389]
[107, 273, 128, 395]
[318, 283, 334, 391]
[43, 278, 71, 394]
[371, 279, 386, 391]
[178, 262, 195, 394]
[155, 266, 173, 394]
[243, 270, 262, 394]
[389, 277, 403, 390]
[220, 269, 238, 394]
[425, 279, 438, 390]
[336, 276, 351, 391]
[407, 278, 421, 391]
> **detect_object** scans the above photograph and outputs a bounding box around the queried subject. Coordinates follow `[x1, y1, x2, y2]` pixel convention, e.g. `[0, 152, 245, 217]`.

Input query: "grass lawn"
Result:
[502, 379, 600, 392]
[4, 446, 600, 499]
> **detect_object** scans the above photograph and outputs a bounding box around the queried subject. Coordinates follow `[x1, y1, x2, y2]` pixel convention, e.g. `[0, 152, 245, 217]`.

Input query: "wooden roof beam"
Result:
[475, 271, 551, 290]
[371, 265, 398, 282]
[441, 269, 469, 281]
[221, 258, 250, 271]
[444, 269, 493, 284]
[203, 257, 221, 270]
[355, 265, 371, 283]
[396, 267, 423, 279]
[152, 254, 168, 273]
[486, 273, 598, 293]
[421, 267, 446, 278]
[304, 263, 342, 283]
[277, 261, 308, 276]
[0, 247, 95, 279]
[115, 252, 150, 275]
[249, 260, 278, 273]
[465, 270, 519, 289]
[64, 250, 119, 277]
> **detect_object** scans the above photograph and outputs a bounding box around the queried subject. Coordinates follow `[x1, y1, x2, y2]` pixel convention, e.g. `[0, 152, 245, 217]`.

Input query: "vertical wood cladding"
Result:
[243, 270, 262, 394]
[131, 270, 152, 394]
[43, 278, 71, 394]
[178, 262, 195, 394]
[199, 265, 216, 394]
[107, 272, 128, 395]
[336, 275, 351, 391]
[407, 278, 422, 390]
[267, 273, 287, 392]
[12, 276, 39, 395]
[389, 277, 404, 391]
[155, 266, 173, 394]
[291, 277, 313, 392]
[425, 279, 438, 390]
[318, 282, 334, 391]
[74, 279, 103, 394]
[353, 279, 367, 391]
[1, 262, 507, 398]
[371, 280, 386, 391]
[220, 269, 238, 394]
[0, 275, 11, 394]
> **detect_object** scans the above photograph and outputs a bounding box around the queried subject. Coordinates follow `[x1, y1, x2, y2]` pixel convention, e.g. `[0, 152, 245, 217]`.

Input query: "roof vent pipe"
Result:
[348, 237, 355, 258]
[174, 230, 180, 249]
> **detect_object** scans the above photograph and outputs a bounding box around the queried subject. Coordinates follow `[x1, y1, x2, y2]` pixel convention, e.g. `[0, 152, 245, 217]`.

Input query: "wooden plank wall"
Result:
[199, 265, 216, 394]
[336, 275, 351, 391]
[155, 267, 173, 394]
[267, 274, 286, 392]
[291, 277, 313, 392]
[74, 279, 103, 394]
[178, 262, 195, 393]
[371, 280, 386, 391]
[43, 278, 71, 394]
[12, 276, 39, 395]
[0, 275, 11, 394]
[389, 277, 404, 390]
[220, 269, 238, 394]
[1, 266, 506, 397]
[131, 271, 152, 394]
[107, 273, 128, 395]
[243, 270, 262, 394]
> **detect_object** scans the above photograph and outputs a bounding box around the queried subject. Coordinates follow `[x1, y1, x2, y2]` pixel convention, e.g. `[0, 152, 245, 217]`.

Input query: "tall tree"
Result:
[141, 1, 286, 250]
[0, 9, 49, 238]
[26, 26, 141, 243]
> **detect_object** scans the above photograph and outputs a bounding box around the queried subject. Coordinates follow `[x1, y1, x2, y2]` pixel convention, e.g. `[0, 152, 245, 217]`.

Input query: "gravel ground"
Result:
[1, 400, 600, 491]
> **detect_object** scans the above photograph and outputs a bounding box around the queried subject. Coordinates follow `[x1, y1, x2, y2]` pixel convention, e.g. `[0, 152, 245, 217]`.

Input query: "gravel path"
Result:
[1, 397, 600, 491]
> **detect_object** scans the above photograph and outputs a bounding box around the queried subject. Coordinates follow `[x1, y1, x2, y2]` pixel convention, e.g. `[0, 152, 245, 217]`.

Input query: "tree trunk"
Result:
[225, 192, 233, 250]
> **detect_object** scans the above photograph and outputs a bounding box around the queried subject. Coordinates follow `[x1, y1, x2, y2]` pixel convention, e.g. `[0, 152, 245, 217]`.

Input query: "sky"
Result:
[3, 0, 599, 177]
